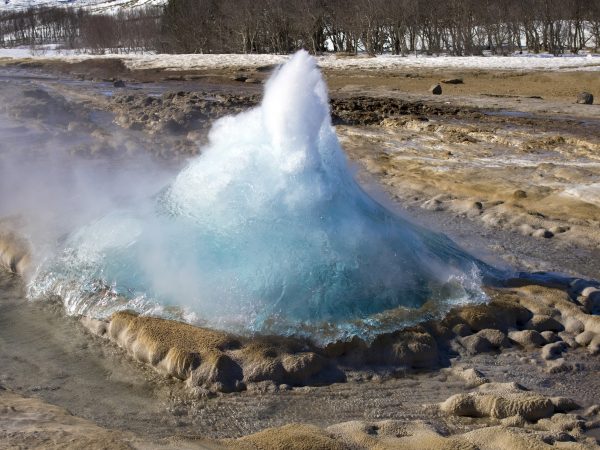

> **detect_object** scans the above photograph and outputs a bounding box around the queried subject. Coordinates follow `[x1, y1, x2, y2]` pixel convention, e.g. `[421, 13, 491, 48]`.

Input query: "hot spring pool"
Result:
[29, 51, 489, 342]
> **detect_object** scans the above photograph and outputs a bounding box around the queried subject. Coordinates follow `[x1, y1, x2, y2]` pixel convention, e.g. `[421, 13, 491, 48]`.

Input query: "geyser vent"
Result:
[29, 51, 486, 342]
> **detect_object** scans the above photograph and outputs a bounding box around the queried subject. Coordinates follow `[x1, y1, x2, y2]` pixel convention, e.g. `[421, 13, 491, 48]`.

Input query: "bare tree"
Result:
[1, 0, 599, 56]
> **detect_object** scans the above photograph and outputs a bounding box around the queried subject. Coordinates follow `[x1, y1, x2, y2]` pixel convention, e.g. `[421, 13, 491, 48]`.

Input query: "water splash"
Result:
[30, 51, 487, 341]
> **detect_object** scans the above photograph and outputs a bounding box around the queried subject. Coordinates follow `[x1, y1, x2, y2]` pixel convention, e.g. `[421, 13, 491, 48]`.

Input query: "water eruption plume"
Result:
[31, 51, 487, 342]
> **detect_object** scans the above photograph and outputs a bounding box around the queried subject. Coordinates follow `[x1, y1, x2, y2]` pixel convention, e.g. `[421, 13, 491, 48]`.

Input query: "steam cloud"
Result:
[30, 51, 486, 341]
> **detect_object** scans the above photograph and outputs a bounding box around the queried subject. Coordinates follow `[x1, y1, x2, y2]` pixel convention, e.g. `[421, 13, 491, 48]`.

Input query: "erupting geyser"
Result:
[31, 51, 487, 341]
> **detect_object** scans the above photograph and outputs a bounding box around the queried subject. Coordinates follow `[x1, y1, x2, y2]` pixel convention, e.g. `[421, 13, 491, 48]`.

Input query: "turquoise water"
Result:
[31, 51, 487, 341]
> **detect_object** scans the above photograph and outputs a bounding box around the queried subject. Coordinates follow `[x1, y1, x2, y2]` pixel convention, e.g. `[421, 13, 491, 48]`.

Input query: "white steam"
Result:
[31, 51, 486, 341]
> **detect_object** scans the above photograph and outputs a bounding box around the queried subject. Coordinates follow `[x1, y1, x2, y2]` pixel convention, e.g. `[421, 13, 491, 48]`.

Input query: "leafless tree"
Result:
[2, 1, 599, 56]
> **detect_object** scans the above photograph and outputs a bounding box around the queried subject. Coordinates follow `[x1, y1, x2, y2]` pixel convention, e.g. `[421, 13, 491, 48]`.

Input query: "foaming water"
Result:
[30, 51, 487, 341]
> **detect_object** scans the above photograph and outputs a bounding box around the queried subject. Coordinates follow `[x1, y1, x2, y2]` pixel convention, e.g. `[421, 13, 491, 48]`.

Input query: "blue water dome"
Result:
[31, 51, 487, 342]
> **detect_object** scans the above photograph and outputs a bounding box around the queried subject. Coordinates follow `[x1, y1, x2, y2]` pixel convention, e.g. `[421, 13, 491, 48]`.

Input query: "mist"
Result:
[0, 98, 177, 269]
[1, 51, 486, 343]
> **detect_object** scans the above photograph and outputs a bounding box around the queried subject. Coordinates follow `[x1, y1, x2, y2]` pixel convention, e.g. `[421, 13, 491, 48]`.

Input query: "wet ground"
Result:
[2, 271, 600, 442]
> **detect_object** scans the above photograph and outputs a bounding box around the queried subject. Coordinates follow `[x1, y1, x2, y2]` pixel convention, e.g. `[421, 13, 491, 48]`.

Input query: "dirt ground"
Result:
[4, 55, 600, 100]
[326, 68, 600, 101]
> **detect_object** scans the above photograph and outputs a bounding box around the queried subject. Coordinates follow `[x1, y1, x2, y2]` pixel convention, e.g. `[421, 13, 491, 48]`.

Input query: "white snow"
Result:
[0, 44, 70, 58]
[562, 184, 600, 207]
[316, 52, 600, 72]
[112, 52, 600, 72]
[1, 48, 600, 72]
[1, 0, 165, 13]
[0, 47, 38, 58]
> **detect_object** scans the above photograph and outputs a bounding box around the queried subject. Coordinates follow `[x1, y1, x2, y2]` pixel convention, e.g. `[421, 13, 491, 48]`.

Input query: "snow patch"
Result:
[1, 49, 600, 72]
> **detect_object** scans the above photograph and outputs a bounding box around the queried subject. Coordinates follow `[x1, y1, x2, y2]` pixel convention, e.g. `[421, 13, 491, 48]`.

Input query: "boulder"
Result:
[429, 84, 442, 95]
[576, 92, 593, 105]
[550, 397, 581, 413]
[440, 390, 555, 421]
[532, 228, 553, 239]
[281, 352, 326, 385]
[445, 300, 532, 333]
[557, 332, 578, 348]
[508, 330, 545, 348]
[541, 341, 567, 360]
[526, 315, 564, 333]
[590, 335, 600, 355]
[458, 330, 509, 355]
[459, 334, 493, 354]
[113, 80, 126, 88]
[540, 331, 560, 344]
[476, 329, 510, 348]
[575, 331, 595, 346]
[445, 366, 489, 387]
[500, 415, 527, 427]
[368, 328, 439, 369]
[563, 317, 584, 334]
[0, 228, 31, 275]
[187, 353, 244, 393]
[441, 78, 464, 84]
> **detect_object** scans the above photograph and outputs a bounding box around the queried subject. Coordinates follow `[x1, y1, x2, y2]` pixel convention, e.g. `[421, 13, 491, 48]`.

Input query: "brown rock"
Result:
[369, 328, 439, 368]
[526, 315, 564, 333]
[532, 228, 554, 239]
[281, 352, 326, 385]
[441, 78, 464, 84]
[445, 298, 531, 333]
[550, 397, 581, 413]
[540, 331, 560, 344]
[508, 330, 545, 348]
[445, 366, 489, 387]
[576, 92, 593, 104]
[440, 390, 555, 421]
[541, 341, 567, 360]
[430, 84, 442, 95]
[476, 329, 510, 348]
[590, 335, 600, 355]
[188, 353, 243, 392]
[459, 335, 492, 354]
[452, 323, 471, 337]
[242, 357, 285, 384]
[563, 317, 585, 334]
[0, 227, 31, 275]
[575, 330, 595, 346]
[557, 332, 578, 348]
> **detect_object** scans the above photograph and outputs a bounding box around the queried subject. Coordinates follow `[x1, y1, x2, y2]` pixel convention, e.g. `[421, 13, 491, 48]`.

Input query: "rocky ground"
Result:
[0, 58, 600, 448]
[2, 265, 600, 448]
